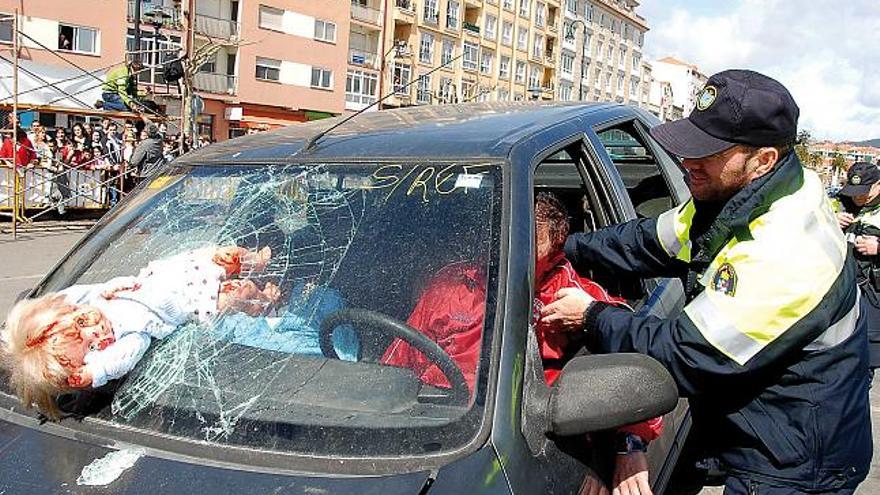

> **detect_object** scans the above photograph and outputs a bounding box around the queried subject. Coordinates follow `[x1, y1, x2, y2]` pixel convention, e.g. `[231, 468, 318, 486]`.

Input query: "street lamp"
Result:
[565, 19, 588, 101]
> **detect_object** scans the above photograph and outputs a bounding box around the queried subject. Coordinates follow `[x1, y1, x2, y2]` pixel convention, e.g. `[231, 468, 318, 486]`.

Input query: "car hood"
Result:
[0, 417, 509, 494]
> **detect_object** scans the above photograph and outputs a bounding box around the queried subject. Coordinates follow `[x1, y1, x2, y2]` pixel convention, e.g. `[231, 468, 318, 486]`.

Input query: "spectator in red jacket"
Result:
[0, 128, 37, 168]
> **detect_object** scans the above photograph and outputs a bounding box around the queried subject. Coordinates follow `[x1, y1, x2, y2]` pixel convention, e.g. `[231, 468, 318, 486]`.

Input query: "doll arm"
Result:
[212, 246, 271, 277]
[83, 333, 151, 387]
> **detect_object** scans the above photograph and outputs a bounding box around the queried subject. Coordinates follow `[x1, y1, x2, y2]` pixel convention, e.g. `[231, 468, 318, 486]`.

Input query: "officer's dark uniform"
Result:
[568, 71, 872, 493]
[837, 161, 880, 370]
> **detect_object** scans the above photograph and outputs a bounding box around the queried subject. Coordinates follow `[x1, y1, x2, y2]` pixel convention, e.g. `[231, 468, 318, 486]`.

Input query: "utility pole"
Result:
[180, 0, 196, 150]
[133, 0, 142, 63]
[566, 19, 587, 101]
[11, 8, 18, 238]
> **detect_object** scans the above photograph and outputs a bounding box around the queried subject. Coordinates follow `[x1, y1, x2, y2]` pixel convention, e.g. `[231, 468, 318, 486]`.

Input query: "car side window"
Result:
[596, 121, 680, 218]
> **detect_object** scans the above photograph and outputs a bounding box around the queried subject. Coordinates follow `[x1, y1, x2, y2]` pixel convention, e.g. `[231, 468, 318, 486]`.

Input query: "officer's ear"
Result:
[747, 147, 779, 180]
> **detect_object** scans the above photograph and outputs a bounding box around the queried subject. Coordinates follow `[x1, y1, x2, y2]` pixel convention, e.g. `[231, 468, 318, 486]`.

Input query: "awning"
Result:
[0, 58, 108, 112]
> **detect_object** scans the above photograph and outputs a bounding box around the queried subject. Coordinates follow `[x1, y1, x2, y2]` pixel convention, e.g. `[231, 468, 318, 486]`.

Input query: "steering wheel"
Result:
[319, 308, 470, 405]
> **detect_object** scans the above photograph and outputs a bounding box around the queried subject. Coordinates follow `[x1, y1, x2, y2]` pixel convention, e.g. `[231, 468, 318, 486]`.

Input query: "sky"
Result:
[638, 0, 880, 142]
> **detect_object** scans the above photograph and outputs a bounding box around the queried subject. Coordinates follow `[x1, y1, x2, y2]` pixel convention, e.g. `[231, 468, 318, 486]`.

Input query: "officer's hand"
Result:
[540, 287, 595, 332]
[578, 468, 610, 495]
[837, 212, 855, 229]
[612, 452, 652, 495]
[855, 235, 879, 256]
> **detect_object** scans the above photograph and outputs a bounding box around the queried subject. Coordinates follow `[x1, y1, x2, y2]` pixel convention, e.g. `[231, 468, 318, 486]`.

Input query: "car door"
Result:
[582, 114, 692, 493]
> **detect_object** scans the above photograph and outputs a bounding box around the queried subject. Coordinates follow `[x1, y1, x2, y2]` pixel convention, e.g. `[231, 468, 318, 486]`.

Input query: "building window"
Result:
[439, 77, 456, 103]
[503, 0, 514, 10]
[515, 61, 526, 83]
[535, 2, 545, 27]
[462, 79, 475, 101]
[314, 20, 336, 42]
[532, 34, 543, 59]
[255, 57, 281, 81]
[197, 114, 215, 140]
[447, 0, 459, 29]
[419, 33, 434, 64]
[346, 69, 378, 106]
[417, 74, 432, 104]
[499, 88, 509, 101]
[393, 63, 412, 94]
[519, 0, 530, 18]
[499, 55, 510, 78]
[617, 73, 623, 93]
[58, 24, 97, 54]
[606, 44, 613, 62]
[528, 65, 540, 89]
[463, 41, 479, 70]
[501, 21, 513, 46]
[517, 25, 528, 50]
[258, 5, 284, 31]
[561, 52, 574, 75]
[0, 14, 12, 43]
[593, 68, 601, 88]
[311, 67, 333, 89]
[566, 0, 577, 14]
[560, 84, 572, 101]
[485, 14, 497, 40]
[480, 50, 493, 75]
[611, 19, 617, 34]
[630, 76, 639, 96]
[424, 0, 439, 24]
[441, 39, 455, 65]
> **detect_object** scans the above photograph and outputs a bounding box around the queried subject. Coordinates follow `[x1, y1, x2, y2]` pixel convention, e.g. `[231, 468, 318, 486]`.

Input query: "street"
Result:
[0, 228, 878, 493]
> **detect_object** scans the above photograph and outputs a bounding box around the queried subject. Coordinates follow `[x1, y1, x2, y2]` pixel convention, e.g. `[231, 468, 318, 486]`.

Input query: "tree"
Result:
[795, 129, 822, 170]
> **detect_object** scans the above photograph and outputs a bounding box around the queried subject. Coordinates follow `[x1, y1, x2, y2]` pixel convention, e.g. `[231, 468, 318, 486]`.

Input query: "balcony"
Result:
[463, 22, 481, 35]
[545, 52, 556, 65]
[396, 0, 414, 9]
[127, 1, 182, 29]
[349, 48, 379, 69]
[351, 3, 382, 26]
[194, 72, 237, 95]
[195, 14, 239, 39]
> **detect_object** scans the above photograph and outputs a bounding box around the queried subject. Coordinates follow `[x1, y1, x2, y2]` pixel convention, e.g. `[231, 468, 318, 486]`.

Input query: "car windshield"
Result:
[23, 161, 502, 458]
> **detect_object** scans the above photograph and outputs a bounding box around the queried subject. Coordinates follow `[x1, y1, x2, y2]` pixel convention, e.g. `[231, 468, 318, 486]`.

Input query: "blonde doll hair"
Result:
[1, 293, 80, 419]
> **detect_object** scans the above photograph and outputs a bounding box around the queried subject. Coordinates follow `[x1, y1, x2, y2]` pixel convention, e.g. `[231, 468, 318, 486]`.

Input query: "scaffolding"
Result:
[0, 9, 183, 238]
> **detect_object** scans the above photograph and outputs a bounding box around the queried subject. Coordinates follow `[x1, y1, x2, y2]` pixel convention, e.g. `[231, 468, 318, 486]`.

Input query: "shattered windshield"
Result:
[25, 161, 502, 457]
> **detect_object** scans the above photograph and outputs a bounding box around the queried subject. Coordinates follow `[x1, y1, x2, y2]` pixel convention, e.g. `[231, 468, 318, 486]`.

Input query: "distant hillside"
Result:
[854, 138, 880, 147]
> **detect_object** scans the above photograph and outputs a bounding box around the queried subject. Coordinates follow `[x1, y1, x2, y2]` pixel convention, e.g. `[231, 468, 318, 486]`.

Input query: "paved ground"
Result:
[0, 226, 878, 493]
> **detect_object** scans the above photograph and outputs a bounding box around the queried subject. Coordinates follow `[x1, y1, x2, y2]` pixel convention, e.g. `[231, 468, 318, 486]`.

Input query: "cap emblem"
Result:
[696, 86, 718, 111]
[852, 175, 862, 185]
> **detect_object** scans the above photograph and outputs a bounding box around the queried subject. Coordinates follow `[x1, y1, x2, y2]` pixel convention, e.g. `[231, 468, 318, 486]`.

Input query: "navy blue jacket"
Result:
[567, 154, 872, 490]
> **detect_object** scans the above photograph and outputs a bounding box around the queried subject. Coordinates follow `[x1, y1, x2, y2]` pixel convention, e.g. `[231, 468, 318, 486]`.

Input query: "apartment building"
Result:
[558, 0, 649, 105]
[379, 0, 564, 108]
[128, 0, 349, 140]
[0, 0, 128, 128]
[650, 56, 707, 117]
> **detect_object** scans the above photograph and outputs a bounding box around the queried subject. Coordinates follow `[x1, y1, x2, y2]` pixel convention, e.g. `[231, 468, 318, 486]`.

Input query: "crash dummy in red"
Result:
[533, 192, 662, 442]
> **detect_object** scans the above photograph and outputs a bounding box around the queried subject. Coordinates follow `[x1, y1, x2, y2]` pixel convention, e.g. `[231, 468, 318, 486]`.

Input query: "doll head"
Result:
[1, 294, 115, 418]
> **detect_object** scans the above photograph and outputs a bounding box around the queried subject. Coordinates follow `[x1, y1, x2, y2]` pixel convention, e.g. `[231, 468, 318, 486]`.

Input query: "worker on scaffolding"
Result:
[99, 60, 160, 115]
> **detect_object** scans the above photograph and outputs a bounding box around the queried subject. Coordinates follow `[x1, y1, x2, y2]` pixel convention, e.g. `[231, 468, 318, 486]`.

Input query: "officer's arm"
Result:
[585, 239, 858, 396]
[564, 216, 688, 280]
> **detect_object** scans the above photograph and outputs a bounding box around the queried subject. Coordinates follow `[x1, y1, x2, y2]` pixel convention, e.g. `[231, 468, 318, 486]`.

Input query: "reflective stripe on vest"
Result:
[683, 170, 853, 365]
[855, 204, 880, 230]
[656, 199, 696, 262]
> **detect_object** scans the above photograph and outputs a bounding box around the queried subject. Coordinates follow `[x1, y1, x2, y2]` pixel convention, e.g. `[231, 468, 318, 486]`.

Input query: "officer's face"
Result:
[682, 146, 760, 201]
[852, 182, 880, 206]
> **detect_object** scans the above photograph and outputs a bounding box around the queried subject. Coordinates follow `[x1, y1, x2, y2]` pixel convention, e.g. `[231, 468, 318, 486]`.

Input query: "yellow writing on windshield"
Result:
[364, 164, 492, 202]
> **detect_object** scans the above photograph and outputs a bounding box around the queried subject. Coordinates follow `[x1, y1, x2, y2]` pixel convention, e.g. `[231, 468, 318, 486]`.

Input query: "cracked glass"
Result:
[25, 161, 502, 457]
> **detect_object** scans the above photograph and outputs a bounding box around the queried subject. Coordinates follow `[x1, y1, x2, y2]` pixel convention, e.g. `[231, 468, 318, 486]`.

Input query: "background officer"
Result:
[541, 70, 872, 494]
[837, 161, 880, 372]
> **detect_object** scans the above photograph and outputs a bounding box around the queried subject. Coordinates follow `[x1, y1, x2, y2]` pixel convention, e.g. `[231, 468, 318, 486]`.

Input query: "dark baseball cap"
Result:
[839, 162, 880, 197]
[650, 69, 800, 159]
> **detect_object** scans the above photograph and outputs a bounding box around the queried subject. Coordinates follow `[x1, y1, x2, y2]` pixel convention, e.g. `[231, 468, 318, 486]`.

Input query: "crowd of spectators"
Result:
[0, 117, 213, 214]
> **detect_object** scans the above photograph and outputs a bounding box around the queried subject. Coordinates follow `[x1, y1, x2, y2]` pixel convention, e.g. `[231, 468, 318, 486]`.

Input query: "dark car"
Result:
[0, 102, 691, 494]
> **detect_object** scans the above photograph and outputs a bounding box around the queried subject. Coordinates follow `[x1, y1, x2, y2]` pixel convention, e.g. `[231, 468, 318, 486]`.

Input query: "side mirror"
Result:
[548, 353, 678, 436]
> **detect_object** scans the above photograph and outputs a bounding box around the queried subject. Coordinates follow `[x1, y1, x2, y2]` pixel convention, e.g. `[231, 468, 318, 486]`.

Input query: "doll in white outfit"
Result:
[1, 245, 279, 419]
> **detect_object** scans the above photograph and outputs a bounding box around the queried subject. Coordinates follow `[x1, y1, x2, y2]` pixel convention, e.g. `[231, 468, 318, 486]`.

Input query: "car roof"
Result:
[177, 101, 631, 164]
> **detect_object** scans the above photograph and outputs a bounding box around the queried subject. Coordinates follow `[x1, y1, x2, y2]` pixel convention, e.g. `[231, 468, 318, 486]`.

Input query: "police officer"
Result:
[541, 70, 872, 494]
[836, 161, 880, 373]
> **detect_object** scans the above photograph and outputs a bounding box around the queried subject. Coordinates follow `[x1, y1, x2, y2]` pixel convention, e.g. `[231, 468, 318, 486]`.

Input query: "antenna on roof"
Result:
[301, 52, 464, 153]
